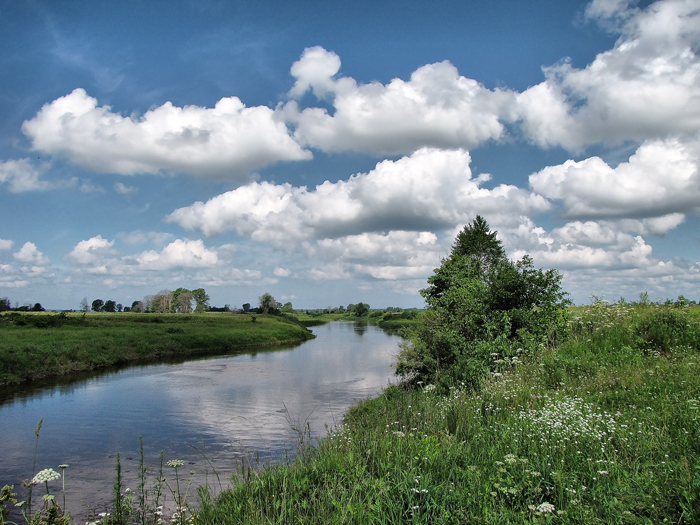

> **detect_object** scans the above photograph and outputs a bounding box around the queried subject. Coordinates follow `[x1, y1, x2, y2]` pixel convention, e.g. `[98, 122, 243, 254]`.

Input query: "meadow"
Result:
[0, 312, 314, 387]
[192, 302, 700, 524]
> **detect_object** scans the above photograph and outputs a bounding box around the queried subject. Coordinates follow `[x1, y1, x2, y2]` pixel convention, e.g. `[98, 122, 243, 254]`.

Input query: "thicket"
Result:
[396, 216, 569, 390]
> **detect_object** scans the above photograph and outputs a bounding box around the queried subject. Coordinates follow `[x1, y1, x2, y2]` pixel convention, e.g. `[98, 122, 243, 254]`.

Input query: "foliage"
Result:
[103, 300, 117, 313]
[91, 300, 105, 313]
[396, 216, 568, 389]
[258, 293, 279, 315]
[0, 297, 10, 312]
[353, 302, 370, 317]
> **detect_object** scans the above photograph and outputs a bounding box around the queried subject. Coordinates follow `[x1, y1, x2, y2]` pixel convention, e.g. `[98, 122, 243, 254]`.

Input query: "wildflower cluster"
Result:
[518, 394, 619, 445]
[31, 468, 61, 485]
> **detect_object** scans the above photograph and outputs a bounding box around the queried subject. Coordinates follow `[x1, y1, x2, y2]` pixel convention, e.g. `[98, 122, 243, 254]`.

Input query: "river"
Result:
[0, 321, 400, 520]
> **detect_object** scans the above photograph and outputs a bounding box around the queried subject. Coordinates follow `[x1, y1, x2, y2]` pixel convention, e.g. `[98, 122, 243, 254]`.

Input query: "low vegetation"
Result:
[0, 312, 314, 386]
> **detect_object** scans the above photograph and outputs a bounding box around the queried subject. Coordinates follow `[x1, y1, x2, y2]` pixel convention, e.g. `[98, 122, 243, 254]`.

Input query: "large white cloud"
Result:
[167, 147, 550, 243]
[517, 0, 700, 150]
[530, 137, 700, 219]
[284, 47, 515, 155]
[22, 88, 311, 180]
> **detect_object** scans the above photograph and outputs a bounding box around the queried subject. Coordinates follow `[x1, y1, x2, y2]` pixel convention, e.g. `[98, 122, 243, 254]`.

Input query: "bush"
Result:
[396, 216, 568, 390]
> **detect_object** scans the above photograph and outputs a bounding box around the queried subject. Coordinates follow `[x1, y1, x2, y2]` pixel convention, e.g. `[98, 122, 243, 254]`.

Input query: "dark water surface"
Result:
[0, 321, 399, 520]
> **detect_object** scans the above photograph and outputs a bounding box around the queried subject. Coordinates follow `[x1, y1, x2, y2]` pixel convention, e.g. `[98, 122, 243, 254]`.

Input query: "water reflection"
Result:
[0, 321, 399, 520]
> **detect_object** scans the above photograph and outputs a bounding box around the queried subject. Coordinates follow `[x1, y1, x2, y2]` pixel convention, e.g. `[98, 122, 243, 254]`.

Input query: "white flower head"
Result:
[31, 468, 61, 485]
[536, 502, 556, 513]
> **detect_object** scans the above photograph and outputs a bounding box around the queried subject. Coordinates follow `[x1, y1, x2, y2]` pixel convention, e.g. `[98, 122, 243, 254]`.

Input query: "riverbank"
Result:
[0, 312, 315, 386]
[195, 303, 700, 524]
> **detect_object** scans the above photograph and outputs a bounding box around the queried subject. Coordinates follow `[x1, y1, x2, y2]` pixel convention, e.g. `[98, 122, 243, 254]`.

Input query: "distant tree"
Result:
[152, 290, 173, 314]
[92, 299, 104, 313]
[0, 297, 10, 312]
[31, 303, 45, 312]
[354, 302, 370, 317]
[117, 303, 123, 312]
[131, 300, 143, 313]
[142, 295, 154, 312]
[191, 288, 210, 313]
[337, 305, 345, 313]
[282, 302, 294, 313]
[104, 300, 117, 313]
[242, 303, 251, 313]
[176, 292, 195, 313]
[80, 297, 90, 313]
[123, 306, 131, 312]
[347, 304, 355, 313]
[258, 293, 278, 314]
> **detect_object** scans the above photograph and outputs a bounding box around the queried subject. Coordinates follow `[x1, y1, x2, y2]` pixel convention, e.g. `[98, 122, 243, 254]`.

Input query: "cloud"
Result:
[117, 230, 173, 246]
[273, 267, 292, 277]
[114, 182, 138, 195]
[168, 147, 549, 243]
[133, 239, 218, 270]
[0, 239, 14, 251]
[66, 235, 117, 265]
[13, 242, 50, 266]
[0, 159, 53, 192]
[530, 137, 700, 219]
[517, 0, 700, 150]
[284, 47, 515, 155]
[22, 88, 312, 180]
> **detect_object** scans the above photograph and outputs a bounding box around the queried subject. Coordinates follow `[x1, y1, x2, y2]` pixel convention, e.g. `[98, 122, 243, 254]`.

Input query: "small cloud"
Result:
[273, 267, 292, 277]
[13, 242, 50, 266]
[0, 239, 14, 251]
[114, 182, 138, 195]
[79, 180, 104, 193]
[117, 230, 173, 246]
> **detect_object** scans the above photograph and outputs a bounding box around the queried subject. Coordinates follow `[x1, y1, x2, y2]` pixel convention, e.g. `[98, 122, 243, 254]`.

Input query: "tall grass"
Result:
[195, 303, 700, 523]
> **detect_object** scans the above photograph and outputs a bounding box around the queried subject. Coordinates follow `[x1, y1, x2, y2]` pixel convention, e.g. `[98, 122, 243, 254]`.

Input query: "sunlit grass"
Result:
[0, 313, 315, 386]
[196, 303, 700, 524]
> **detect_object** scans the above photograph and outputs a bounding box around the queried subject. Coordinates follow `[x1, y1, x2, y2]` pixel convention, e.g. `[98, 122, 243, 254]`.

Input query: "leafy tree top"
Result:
[451, 215, 506, 273]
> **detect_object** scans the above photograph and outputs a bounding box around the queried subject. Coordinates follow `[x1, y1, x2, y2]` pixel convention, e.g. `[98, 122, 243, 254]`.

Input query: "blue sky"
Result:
[1, 0, 698, 310]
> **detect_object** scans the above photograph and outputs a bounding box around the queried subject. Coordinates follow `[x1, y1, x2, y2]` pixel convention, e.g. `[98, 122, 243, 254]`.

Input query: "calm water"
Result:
[0, 321, 399, 519]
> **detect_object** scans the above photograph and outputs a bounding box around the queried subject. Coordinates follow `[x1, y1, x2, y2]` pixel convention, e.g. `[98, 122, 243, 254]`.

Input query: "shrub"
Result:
[396, 216, 568, 390]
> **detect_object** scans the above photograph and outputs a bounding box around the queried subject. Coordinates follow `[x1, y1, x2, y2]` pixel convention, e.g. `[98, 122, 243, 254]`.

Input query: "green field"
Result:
[195, 303, 700, 524]
[0, 312, 315, 386]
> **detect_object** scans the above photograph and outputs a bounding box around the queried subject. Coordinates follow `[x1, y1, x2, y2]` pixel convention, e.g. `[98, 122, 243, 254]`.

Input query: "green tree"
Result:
[191, 288, 210, 313]
[258, 293, 278, 314]
[91, 299, 104, 313]
[282, 301, 294, 313]
[131, 300, 143, 313]
[354, 303, 370, 317]
[451, 214, 505, 274]
[31, 302, 45, 312]
[396, 216, 568, 390]
[103, 300, 117, 313]
[0, 297, 11, 312]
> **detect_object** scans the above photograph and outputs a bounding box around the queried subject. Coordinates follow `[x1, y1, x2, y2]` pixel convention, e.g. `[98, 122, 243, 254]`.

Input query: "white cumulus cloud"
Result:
[13, 242, 50, 266]
[517, 0, 700, 150]
[529, 138, 700, 220]
[22, 88, 312, 180]
[284, 47, 515, 155]
[167, 148, 549, 244]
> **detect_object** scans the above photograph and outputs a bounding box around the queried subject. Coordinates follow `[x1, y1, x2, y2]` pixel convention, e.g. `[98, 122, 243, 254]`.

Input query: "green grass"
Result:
[195, 303, 700, 524]
[0, 312, 315, 386]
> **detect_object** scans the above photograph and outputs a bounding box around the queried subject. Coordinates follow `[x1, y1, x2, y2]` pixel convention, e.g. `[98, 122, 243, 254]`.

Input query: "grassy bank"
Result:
[0, 312, 315, 386]
[195, 303, 700, 524]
